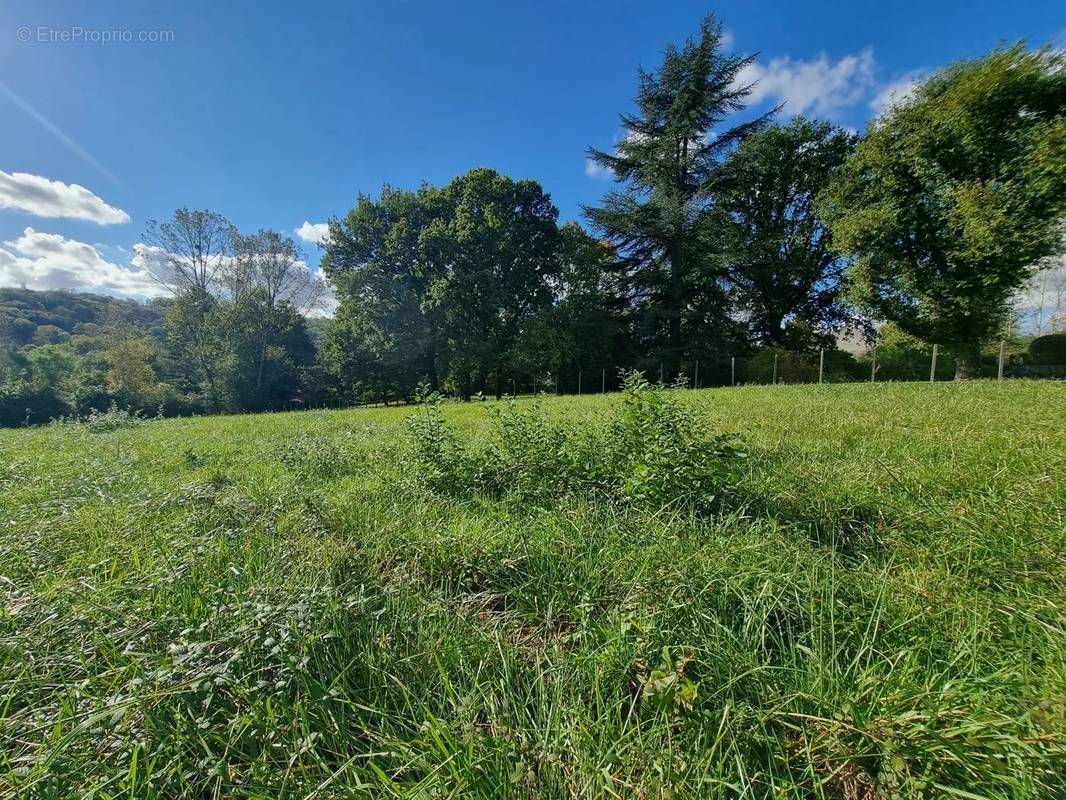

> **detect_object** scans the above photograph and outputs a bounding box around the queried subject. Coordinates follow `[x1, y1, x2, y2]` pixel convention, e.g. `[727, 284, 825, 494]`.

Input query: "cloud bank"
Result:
[0, 228, 163, 298]
[736, 48, 877, 116]
[0, 170, 130, 225]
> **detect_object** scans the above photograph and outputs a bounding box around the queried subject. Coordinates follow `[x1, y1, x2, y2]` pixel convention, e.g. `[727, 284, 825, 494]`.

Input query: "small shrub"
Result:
[405, 387, 478, 494]
[479, 398, 574, 500]
[604, 371, 743, 510]
[273, 431, 363, 479]
[405, 371, 743, 512]
[58, 402, 145, 433]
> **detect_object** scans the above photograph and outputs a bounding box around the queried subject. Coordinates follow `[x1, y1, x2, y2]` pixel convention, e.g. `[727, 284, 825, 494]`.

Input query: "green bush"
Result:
[1028, 333, 1066, 365]
[55, 402, 145, 433]
[406, 371, 743, 512]
[601, 371, 742, 509]
[480, 397, 574, 500]
[405, 388, 479, 495]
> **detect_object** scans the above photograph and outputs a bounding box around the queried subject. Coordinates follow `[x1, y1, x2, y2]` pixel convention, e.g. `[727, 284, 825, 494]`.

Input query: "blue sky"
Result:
[0, 0, 1061, 306]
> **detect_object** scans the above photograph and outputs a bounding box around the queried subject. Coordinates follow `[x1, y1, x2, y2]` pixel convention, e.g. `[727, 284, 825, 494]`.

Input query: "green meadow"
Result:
[1, 381, 1063, 798]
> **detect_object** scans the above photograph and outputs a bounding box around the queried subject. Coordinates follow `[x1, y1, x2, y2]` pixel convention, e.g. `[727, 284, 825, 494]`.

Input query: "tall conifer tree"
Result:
[584, 14, 771, 375]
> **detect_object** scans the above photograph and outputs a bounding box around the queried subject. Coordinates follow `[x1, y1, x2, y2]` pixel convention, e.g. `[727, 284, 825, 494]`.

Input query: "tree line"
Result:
[0, 218, 330, 425]
[1, 14, 1064, 423]
[321, 17, 1064, 398]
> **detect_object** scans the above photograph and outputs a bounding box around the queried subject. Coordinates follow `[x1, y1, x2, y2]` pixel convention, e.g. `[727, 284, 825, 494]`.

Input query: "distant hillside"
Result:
[0, 288, 166, 347]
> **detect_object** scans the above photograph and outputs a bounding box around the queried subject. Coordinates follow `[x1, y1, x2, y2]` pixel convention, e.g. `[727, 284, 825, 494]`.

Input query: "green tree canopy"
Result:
[717, 117, 859, 349]
[821, 44, 1066, 376]
[322, 168, 567, 400]
[422, 168, 562, 397]
[321, 184, 450, 401]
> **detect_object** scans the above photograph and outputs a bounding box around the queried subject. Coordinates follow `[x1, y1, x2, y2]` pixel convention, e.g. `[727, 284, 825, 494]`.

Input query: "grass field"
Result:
[1, 381, 1064, 798]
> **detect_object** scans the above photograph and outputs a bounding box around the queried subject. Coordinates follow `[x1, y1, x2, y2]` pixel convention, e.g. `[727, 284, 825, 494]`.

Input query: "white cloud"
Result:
[870, 74, 923, 116]
[130, 242, 177, 286]
[295, 220, 330, 245]
[0, 229, 340, 317]
[0, 228, 164, 298]
[720, 29, 735, 49]
[736, 48, 877, 116]
[0, 170, 129, 225]
[585, 158, 612, 180]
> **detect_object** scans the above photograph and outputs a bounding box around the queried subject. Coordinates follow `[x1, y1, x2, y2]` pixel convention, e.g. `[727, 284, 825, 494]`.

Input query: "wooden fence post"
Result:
[870, 346, 877, 383]
[818, 349, 824, 384]
[694, 360, 699, 389]
[997, 341, 1006, 382]
[731, 356, 735, 386]
[772, 353, 778, 385]
[601, 368, 606, 394]
[930, 344, 938, 383]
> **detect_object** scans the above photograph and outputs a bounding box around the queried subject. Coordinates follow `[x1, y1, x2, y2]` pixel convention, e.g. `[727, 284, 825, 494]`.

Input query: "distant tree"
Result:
[162, 290, 230, 408]
[226, 299, 317, 410]
[231, 230, 325, 401]
[143, 209, 240, 406]
[11, 317, 35, 344]
[717, 118, 858, 349]
[142, 208, 239, 295]
[105, 338, 159, 402]
[32, 325, 69, 346]
[324, 169, 564, 400]
[422, 168, 561, 398]
[24, 345, 76, 394]
[141, 213, 323, 412]
[821, 45, 1066, 378]
[319, 315, 398, 404]
[322, 185, 446, 401]
[510, 223, 631, 391]
[584, 13, 771, 376]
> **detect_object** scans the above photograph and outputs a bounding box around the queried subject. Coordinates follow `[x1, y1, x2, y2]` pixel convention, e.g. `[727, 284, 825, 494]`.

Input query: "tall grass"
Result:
[0, 381, 1062, 798]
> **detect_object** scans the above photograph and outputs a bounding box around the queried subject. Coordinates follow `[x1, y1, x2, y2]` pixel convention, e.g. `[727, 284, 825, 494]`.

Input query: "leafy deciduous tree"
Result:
[423, 168, 561, 398]
[718, 117, 858, 349]
[323, 169, 565, 401]
[821, 45, 1066, 377]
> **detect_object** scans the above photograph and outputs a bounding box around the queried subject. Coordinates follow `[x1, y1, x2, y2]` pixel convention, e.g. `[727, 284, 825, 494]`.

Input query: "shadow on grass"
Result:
[730, 446, 893, 564]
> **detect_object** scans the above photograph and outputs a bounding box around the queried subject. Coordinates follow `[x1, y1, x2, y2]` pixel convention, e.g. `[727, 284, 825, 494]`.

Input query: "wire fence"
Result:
[511, 341, 1066, 397]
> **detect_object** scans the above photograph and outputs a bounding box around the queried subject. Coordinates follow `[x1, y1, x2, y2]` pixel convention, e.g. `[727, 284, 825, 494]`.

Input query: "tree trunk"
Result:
[953, 343, 983, 380]
[426, 345, 439, 392]
[667, 244, 684, 379]
[255, 329, 268, 399]
[764, 313, 786, 348]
